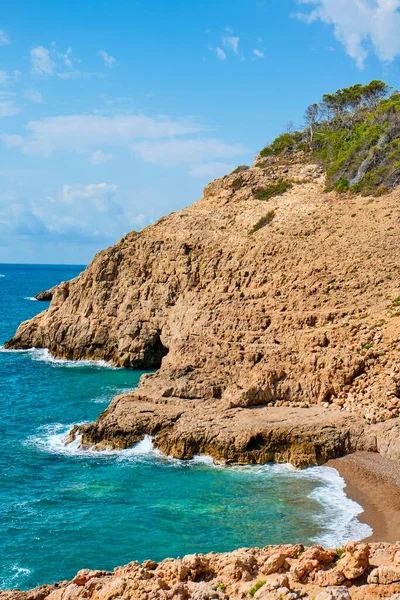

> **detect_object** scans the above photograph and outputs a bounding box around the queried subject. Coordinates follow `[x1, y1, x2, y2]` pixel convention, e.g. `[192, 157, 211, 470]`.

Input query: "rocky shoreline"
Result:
[3, 541, 400, 600]
[4, 153, 400, 597]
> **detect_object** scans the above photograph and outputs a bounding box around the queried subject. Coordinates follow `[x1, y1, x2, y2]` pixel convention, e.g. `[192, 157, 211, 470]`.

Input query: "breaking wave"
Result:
[0, 346, 118, 369]
[0, 565, 32, 590]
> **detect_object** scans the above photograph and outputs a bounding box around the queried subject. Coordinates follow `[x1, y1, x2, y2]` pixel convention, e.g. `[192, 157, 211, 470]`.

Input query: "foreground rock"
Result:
[3, 542, 400, 600]
[6, 153, 400, 463]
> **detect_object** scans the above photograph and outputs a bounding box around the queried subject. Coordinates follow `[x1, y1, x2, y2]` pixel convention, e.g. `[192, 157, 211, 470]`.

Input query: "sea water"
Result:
[0, 264, 371, 590]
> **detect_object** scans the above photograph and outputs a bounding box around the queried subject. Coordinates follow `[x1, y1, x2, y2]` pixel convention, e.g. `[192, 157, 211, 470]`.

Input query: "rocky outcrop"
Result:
[3, 542, 400, 600]
[6, 153, 400, 462]
[35, 285, 59, 301]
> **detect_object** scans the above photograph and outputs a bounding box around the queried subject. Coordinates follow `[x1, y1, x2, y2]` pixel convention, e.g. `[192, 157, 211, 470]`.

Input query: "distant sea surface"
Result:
[0, 264, 371, 590]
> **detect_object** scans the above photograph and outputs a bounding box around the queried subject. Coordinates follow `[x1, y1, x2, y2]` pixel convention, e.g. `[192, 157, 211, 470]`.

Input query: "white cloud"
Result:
[0, 101, 19, 117]
[0, 30, 9, 45]
[133, 138, 249, 167]
[31, 46, 56, 76]
[30, 43, 94, 79]
[90, 150, 114, 165]
[294, 0, 400, 68]
[253, 49, 264, 58]
[0, 113, 206, 156]
[189, 162, 235, 178]
[0, 70, 21, 85]
[0, 93, 19, 117]
[25, 90, 43, 103]
[0, 182, 153, 246]
[216, 47, 227, 60]
[222, 35, 240, 55]
[99, 50, 117, 67]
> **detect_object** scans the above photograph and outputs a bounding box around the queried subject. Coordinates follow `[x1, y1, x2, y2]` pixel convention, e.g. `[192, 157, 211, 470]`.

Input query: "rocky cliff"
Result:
[6, 152, 400, 465]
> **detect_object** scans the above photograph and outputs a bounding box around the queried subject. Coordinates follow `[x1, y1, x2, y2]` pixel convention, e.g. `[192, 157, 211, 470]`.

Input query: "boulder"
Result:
[291, 546, 336, 582]
[312, 567, 346, 587]
[368, 565, 400, 584]
[262, 553, 286, 575]
[315, 588, 351, 600]
[336, 542, 369, 580]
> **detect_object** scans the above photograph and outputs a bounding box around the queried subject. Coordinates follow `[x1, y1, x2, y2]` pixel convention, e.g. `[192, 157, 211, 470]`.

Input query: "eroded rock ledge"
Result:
[6, 153, 400, 464]
[72, 398, 400, 468]
[3, 542, 400, 600]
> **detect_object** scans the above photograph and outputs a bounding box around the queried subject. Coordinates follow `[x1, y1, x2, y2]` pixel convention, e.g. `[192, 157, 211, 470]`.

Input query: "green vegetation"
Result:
[393, 296, 400, 306]
[249, 581, 266, 597]
[334, 549, 344, 562]
[231, 165, 249, 174]
[250, 211, 275, 234]
[217, 583, 227, 592]
[257, 179, 292, 200]
[260, 80, 400, 196]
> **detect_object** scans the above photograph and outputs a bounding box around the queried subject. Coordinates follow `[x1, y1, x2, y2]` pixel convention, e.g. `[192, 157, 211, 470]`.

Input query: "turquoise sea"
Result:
[0, 264, 371, 590]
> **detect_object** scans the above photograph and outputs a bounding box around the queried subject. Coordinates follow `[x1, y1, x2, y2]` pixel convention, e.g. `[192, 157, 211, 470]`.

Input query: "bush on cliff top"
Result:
[260, 80, 400, 196]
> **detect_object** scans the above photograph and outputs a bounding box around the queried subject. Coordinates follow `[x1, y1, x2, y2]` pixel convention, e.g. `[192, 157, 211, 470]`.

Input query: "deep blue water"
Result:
[0, 264, 370, 590]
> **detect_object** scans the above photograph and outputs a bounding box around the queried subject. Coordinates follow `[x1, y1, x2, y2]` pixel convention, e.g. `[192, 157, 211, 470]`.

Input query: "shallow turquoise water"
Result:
[0, 264, 370, 590]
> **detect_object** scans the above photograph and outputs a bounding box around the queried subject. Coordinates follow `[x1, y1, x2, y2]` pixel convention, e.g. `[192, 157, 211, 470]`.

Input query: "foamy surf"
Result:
[0, 346, 118, 368]
[92, 387, 135, 403]
[304, 465, 372, 546]
[26, 425, 162, 460]
[23, 297, 38, 301]
[0, 565, 32, 589]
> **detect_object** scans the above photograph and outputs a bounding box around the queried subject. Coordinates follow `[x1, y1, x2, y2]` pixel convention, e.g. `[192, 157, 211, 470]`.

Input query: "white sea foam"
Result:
[304, 465, 372, 546]
[26, 424, 161, 461]
[0, 345, 27, 353]
[23, 296, 38, 301]
[92, 387, 135, 403]
[0, 564, 32, 589]
[0, 346, 118, 368]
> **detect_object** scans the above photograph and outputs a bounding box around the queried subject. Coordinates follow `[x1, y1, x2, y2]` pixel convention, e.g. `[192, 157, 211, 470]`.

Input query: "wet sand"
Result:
[327, 452, 400, 543]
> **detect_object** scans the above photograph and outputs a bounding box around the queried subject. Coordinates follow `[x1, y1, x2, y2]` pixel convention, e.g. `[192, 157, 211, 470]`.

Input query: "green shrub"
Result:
[257, 180, 292, 200]
[231, 165, 249, 175]
[334, 549, 344, 562]
[249, 581, 266, 597]
[250, 211, 275, 234]
[325, 179, 350, 193]
[217, 583, 227, 592]
[260, 132, 303, 157]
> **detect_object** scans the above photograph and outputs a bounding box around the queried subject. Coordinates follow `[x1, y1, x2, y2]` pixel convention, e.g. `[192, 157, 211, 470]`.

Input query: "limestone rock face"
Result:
[6, 153, 400, 459]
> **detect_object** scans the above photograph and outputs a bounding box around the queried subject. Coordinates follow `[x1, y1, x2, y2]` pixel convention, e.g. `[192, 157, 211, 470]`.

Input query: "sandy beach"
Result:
[328, 452, 400, 543]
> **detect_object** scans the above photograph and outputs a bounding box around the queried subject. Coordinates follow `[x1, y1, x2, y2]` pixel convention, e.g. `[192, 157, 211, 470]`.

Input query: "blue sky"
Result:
[1, 0, 400, 264]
